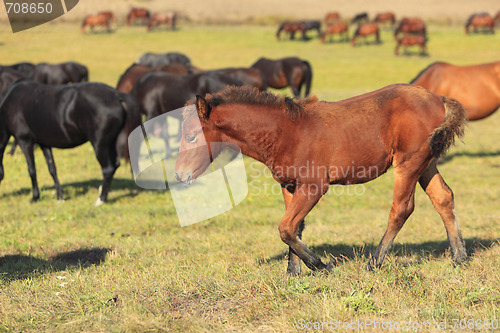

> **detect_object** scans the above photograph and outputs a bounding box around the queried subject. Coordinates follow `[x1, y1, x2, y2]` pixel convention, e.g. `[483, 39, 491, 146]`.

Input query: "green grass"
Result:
[0, 22, 499, 332]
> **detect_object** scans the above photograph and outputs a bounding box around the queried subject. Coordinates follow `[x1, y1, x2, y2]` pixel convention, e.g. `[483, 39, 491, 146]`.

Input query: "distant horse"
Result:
[117, 63, 191, 94]
[351, 23, 380, 46]
[321, 21, 349, 43]
[303, 20, 322, 38]
[127, 7, 150, 25]
[495, 11, 500, 25]
[0, 68, 25, 95]
[210, 68, 266, 90]
[33, 62, 89, 85]
[351, 12, 369, 24]
[276, 21, 306, 40]
[175, 85, 468, 274]
[394, 17, 426, 38]
[131, 71, 242, 154]
[0, 81, 140, 205]
[374, 12, 396, 26]
[81, 13, 110, 33]
[147, 12, 177, 31]
[411, 61, 500, 120]
[324, 12, 340, 24]
[395, 34, 427, 55]
[251, 57, 312, 97]
[0, 62, 36, 78]
[135, 52, 191, 67]
[465, 13, 495, 34]
[98, 11, 116, 26]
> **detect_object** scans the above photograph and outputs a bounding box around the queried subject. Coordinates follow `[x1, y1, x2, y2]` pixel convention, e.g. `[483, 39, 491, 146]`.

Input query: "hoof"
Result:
[57, 199, 66, 203]
[94, 198, 105, 207]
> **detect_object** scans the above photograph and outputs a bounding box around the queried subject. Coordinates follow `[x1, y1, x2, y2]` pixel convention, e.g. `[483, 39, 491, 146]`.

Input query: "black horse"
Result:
[0, 81, 140, 205]
[131, 71, 242, 154]
[33, 62, 89, 84]
[251, 57, 312, 97]
[351, 12, 369, 24]
[0, 62, 36, 78]
[0, 68, 26, 94]
[135, 52, 191, 67]
[303, 20, 322, 37]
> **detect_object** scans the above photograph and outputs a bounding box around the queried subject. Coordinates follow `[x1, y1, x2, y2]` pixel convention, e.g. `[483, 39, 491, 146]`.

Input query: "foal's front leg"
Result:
[278, 184, 332, 273]
[18, 140, 40, 202]
[282, 187, 305, 275]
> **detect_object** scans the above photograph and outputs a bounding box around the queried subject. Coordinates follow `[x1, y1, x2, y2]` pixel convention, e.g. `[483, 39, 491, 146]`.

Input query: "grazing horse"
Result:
[0, 81, 140, 205]
[117, 63, 191, 94]
[81, 13, 110, 33]
[276, 21, 306, 40]
[351, 12, 369, 25]
[465, 13, 495, 34]
[303, 20, 322, 38]
[411, 61, 500, 120]
[175, 85, 468, 274]
[131, 71, 242, 154]
[0, 62, 36, 78]
[210, 68, 266, 91]
[324, 12, 340, 24]
[33, 62, 89, 85]
[351, 23, 380, 46]
[395, 34, 427, 55]
[135, 52, 191, 67]
[321, 22, 349, 43]
[147, 12, 177, 31]
[127, 7, 150, 25]
[375, 12, 396, 26]
[98, 11, 116, 26]
[251, 57, 312, 97]
[394, 17, 426, 38]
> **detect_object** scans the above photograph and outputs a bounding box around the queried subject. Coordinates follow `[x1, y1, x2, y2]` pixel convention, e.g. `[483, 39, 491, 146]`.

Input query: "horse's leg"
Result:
[282, 187, 305, 275]
[368, 167, 419, 270]
[278, 183, 332, 272]
[0, 132, 10, 186]
[93, 140, 119, 206]
[418, 159, 467, 264]
[18, 140, 40, 202]
[40, 146, 63, 201]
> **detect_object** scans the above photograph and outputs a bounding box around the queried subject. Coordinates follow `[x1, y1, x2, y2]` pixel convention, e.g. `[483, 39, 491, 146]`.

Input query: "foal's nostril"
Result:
[185, 172, 192, 183]
[174, 172, 182, 182]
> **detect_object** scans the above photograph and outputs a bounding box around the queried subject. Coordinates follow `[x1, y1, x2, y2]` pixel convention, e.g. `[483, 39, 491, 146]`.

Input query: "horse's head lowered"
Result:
[174, 96, 224, 184]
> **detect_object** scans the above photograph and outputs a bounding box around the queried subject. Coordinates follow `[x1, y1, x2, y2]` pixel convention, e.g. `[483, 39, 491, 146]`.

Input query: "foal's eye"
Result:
[186, 135, 197, 143]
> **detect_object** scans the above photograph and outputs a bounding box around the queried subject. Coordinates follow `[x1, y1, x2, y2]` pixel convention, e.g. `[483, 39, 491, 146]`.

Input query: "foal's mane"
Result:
[187, 86, 317, 120]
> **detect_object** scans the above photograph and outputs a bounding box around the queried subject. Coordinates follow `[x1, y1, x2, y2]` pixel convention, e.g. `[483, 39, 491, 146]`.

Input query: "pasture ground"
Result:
[0, 21, 499, 332]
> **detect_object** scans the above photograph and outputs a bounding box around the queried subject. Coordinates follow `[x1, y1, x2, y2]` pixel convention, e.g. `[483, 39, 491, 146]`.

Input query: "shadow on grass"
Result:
[259, 238, 499, 267]
[0, 247, 111, 282]
[443, 149, 500, 163]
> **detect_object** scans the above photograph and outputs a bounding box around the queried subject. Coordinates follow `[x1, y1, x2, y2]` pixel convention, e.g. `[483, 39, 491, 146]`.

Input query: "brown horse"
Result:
[465, 13, 495, 34]
[117, 63, 191, 94]
[375, 12, 396, 26]
[411, 61, 500, 120]
[98, 11, 116, 26]
[495, 11, 500, 25]
[276, 21, 306, 40]
[324, 12, 340, 24]
[127, 7, 151, 25]
[81, 14, 110, 33]
[321, 21, 349, 43]
[394, 17, 426, 38]
[395, 34, 427, 55]
[147, 12, 177, 31]
[351, 23, 380, 46]
[251, 57, 312, 97]
[174, 85, 467, 274]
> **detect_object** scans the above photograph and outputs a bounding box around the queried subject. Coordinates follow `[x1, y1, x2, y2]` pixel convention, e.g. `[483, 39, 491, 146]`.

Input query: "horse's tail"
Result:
[302, 60, 312, 96]
[429, 97, 467, 158]
[116, 92, 141, 173]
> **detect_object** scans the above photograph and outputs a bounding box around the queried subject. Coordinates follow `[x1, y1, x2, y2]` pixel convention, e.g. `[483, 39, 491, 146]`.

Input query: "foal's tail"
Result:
[302, 60, 312, 96]
[429, 97, 467, 158]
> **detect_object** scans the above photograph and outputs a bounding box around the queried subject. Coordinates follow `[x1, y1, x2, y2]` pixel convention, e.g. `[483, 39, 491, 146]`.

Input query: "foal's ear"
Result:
[195, 95, 211, 119]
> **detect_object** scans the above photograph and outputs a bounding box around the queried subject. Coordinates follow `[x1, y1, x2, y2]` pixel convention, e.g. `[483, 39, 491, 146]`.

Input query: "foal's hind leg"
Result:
[18, 140, 40, 202]
[418, 159, 467, 264]
[93, 141, 120, 206]
[368, 167, 419, 270]
[40, 146, 63, 201]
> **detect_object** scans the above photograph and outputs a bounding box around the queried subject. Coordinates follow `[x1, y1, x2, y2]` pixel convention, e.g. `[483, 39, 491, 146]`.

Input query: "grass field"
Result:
[0, 21, 499, 332]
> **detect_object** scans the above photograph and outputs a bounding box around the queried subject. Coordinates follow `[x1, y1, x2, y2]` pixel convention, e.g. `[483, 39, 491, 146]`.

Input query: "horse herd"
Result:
[81, 7, 176, 33]
[1, 46, 499, 272]
[279, 10, 500, 56]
